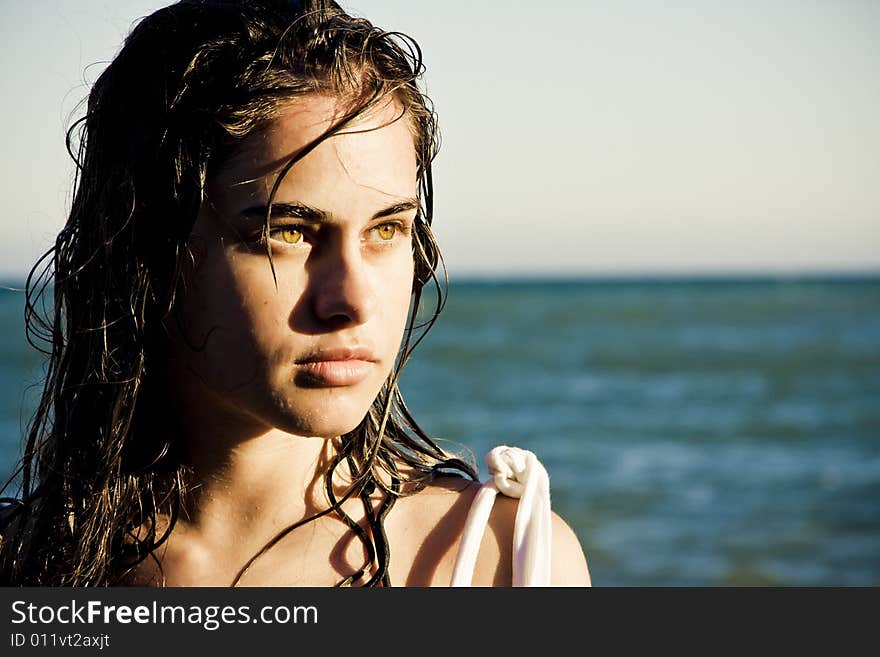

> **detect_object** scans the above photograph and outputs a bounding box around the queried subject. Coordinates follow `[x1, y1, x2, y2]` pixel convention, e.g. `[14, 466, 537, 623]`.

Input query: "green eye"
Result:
[376, 224, 396, 240]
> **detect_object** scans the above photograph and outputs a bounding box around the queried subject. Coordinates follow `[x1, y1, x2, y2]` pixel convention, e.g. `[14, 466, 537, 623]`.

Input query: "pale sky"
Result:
[1, 0, 878, 279]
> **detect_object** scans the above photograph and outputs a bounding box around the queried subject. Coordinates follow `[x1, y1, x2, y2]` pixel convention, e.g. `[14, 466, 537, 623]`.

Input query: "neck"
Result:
[184, 428, 338, 523]
[163, 377, 359, 541]
[177, 396, 367, 533]
[129, 369, 385, 586]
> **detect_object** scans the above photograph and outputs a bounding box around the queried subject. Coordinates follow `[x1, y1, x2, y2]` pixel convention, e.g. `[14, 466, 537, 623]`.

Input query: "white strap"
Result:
[450, 446, 552, 586]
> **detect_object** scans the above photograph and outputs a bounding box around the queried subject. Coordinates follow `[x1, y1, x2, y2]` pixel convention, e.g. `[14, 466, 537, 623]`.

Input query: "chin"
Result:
[281, 417, 372, 440]
[269, 388, 379, 438]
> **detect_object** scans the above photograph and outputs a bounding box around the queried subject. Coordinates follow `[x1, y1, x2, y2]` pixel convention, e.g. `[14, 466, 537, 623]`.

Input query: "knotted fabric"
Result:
[449, 446, 552, 586]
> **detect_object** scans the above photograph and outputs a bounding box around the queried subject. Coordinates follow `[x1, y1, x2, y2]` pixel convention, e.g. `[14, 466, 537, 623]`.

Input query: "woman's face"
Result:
[171, 95, 418, 438]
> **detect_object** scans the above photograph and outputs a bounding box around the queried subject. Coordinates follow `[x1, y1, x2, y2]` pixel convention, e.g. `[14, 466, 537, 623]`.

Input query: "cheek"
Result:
[384, 256, 417, 357]
[389, 252, 416, 320]
[181, 254, 285, 356]
[220, 264, 307, 358]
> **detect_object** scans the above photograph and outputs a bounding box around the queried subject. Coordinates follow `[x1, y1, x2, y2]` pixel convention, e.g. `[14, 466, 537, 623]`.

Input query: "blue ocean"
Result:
[2, 277, 878, 586]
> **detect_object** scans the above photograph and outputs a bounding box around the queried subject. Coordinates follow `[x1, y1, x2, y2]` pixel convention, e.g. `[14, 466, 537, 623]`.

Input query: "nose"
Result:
[311, 238, 376, 327]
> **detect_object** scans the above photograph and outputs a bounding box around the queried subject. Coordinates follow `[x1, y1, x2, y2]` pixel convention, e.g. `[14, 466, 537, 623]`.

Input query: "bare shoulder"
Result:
[386, 471, 591, 587]
[384, 474, 481, 586]
[469, 495, 591, 587]
[549, 510, 592, 586]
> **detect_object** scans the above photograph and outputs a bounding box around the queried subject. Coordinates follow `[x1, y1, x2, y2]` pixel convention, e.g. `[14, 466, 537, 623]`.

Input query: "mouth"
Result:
[294, 347, 377, 387]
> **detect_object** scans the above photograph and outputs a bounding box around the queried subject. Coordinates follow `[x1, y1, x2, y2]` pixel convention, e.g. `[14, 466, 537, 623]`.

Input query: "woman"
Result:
[0, 0, 590, 587]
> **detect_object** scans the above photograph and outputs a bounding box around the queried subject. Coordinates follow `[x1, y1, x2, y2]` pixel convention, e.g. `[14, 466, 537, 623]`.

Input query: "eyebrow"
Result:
[240, 198, 420, 223]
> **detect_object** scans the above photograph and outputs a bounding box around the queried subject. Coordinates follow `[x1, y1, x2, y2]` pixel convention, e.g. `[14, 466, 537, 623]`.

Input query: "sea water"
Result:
[2, 277, 878, 586]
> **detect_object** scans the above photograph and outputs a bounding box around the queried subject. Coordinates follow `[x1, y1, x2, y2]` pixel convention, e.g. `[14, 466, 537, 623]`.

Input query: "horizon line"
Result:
[3, 268, 879, 291]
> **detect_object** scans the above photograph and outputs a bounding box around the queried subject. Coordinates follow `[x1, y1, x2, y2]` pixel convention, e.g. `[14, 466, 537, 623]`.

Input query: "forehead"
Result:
[214, 95, 417, 190]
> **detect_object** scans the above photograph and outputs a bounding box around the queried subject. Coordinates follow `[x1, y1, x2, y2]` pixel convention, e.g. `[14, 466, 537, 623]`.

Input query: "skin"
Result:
[130, 94, 591, 587]
[173, 95, 417, 444]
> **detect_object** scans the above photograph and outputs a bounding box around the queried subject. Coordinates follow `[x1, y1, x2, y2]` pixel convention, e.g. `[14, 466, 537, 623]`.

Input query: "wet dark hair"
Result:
[0, 0, 476, 586]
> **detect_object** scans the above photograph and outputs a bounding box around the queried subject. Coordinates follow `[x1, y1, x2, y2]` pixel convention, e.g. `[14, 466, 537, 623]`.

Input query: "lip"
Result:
[294, 347, 377, 387]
